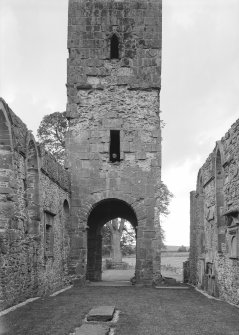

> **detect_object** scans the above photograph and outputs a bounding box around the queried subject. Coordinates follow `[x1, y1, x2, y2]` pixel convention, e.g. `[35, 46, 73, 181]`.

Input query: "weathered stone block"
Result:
[87, 305, 115, 322]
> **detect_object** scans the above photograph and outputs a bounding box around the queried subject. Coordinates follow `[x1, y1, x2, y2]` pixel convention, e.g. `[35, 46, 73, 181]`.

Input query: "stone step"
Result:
[87, 306, 115, 322]
[75, 324, 110, 335]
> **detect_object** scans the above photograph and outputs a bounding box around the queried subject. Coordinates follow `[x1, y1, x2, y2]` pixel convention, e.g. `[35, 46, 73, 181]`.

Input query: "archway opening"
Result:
[26, 140, 40, 234]
[102, 218, 136, 282]
[86, 198, 137, 282]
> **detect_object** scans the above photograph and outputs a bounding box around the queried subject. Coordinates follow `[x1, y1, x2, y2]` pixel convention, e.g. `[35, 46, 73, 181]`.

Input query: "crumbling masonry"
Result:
[189, 119, 239, 305]
[66, 0, 162, 284]
[0, 0, 162, 309]
[0, 98, 71, 310]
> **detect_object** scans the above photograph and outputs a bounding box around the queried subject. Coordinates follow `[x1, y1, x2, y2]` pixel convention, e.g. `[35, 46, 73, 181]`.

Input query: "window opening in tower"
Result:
[110, 34, 119, 59]
[110, 130, 120, 162]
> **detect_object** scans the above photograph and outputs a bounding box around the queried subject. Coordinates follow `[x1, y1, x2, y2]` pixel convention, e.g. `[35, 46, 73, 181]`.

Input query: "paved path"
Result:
[1, 285, 239, 335]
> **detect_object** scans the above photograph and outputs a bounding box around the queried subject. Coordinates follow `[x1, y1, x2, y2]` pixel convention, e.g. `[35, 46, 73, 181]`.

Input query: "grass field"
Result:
[3, 285, 239, 335]
[121, 252, 189, 282]
[161, 251, 189, 258]
[161, 252, 189, 281]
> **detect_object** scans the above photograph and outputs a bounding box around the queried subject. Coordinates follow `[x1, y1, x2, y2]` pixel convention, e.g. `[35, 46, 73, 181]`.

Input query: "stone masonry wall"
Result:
[190, 118, 239, 305]
[37, 172, 71, 296]
[189, 191, 197, 285]
[67, 88, 162, 283]
[0, 98, 71, 310]
[0, 0, 162, 307]
[67, 0, 162, 108]
[66, 0, 162, 284]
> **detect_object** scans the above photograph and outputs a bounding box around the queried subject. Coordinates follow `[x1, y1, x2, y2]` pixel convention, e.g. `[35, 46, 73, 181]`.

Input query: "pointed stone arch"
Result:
[196, 169, 206, 286]
[25, 134, 41, 234]
[0, 100, 14, 232]
[0, 105, 13, 150]
[197, 171, 206, 248]
[215, 143, 225, 253]
[0, 101, 15, 306]
[107, 31, 121, 60]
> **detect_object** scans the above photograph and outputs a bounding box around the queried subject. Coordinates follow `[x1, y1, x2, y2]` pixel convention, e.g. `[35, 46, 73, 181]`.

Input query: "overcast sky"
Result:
[1, 0, 239, 246]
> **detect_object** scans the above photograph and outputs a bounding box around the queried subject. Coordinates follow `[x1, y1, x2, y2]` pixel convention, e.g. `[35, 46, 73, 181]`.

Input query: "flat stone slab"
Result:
[88, 281, 131, 287]
[87, 306, 115, 322]
[75, 324, 110, 335]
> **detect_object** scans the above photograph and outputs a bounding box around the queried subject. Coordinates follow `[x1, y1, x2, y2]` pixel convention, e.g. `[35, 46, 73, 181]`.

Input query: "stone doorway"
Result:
[86, 198, 137, 282]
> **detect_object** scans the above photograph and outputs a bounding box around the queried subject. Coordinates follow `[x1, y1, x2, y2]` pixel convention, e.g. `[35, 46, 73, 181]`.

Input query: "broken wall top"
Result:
[0, 97, 70, 192]
[195, 118, 239, 198]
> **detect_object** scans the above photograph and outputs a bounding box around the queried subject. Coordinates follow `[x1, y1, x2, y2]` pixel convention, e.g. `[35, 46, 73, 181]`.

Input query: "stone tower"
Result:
[66, 0, 162, 284]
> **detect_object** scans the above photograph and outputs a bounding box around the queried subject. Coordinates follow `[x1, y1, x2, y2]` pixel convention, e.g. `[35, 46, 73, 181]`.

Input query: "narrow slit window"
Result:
[45, 224, 53, 255]
[231, 236, 237, 258]
[44, 211, 54, 257]
[110, 130, 120, 162]
[110, 34, 119, 59]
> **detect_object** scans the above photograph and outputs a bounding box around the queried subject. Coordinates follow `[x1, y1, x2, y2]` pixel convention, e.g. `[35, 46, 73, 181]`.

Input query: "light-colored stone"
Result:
[87, 306, 115, 322]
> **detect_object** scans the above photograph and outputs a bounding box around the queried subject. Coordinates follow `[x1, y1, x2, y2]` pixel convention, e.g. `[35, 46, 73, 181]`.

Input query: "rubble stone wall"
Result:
[66, 0, 162, 284]
[0, 0, 163, 308]
[0, 99, 71, 310]
[190, 119, 239, 305]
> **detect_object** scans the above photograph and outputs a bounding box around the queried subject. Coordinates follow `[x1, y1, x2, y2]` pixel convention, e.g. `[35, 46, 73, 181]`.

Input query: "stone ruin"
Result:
[0, 0, 163, 310]
[1, 0, 239, 311]
[0, 98, 71, 310]
[66, 0, 162, 285]
[189, 118, 239, 305]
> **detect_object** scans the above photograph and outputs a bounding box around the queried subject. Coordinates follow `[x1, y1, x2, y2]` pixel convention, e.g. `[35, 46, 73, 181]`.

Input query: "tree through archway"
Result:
[102, 218, 136, 275]
[86, 198, 137, 281]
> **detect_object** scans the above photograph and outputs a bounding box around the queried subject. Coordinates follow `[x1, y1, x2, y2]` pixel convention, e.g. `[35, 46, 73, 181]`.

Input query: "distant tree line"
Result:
[177, 245, 188, 252]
